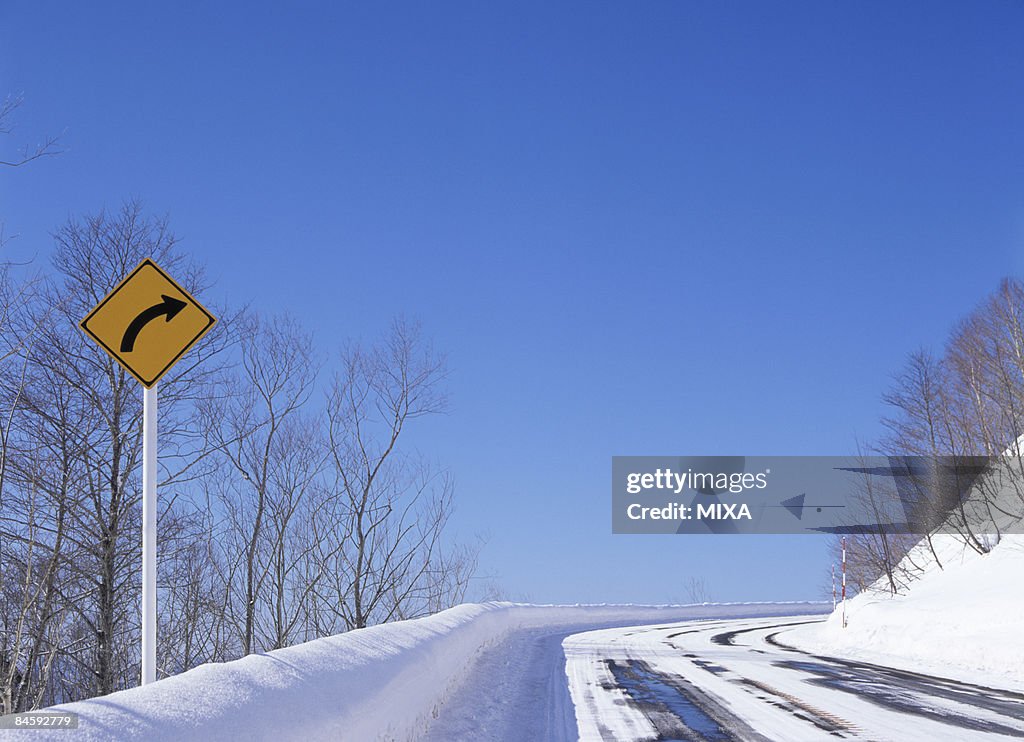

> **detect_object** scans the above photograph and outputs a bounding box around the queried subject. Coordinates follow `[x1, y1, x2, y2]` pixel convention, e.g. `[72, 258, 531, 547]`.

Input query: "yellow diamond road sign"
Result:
[80, 258, 217, 388]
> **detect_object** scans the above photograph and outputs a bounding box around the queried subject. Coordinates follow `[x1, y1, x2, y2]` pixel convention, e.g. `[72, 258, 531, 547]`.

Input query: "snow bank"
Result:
[786, 534, 1024, 690]
[0, 601, 823, 741]
[787, 446, 1024, 690]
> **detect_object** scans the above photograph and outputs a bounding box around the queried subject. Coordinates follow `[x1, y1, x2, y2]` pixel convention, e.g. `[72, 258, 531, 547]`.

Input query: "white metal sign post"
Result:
[79, 259, 216, 687]
[141, 385, 158, 685]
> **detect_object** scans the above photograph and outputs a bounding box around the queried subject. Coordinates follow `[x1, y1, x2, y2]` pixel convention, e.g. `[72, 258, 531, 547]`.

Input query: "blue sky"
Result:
[2, 2, 1022, 603]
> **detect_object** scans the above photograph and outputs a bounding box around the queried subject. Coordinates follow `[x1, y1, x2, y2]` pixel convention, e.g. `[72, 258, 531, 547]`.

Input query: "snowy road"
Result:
[421, 626, 580, 741]
[419, 606, 826, 742]
[423, 612, 1024, 741]
[565, 616, 1024, 741]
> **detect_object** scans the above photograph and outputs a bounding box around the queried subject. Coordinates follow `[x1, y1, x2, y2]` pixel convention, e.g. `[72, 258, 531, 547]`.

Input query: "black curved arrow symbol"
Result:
[120, 295, 188, 352]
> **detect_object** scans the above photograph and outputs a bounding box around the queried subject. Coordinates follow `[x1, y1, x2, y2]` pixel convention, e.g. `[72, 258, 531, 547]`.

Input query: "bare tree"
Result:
[684, 576, 712, 604]
[319, 319, 472, 630]
[844, 278, 1024, 593]
[0, 93, 70, 710]
[156, 504, 232, 676]
[0, 95, 62, 169]
[200, 312, 320, 655]
[0, 313, 97, 709]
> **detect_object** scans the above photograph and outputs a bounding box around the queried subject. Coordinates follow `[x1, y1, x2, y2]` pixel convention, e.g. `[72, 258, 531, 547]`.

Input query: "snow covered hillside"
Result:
[789, 446, 1024, 690]
[787, 534, 1024, 691]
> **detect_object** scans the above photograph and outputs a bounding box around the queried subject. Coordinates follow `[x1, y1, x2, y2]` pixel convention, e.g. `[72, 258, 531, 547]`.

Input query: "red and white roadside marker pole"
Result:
[841, 537, 848, 628]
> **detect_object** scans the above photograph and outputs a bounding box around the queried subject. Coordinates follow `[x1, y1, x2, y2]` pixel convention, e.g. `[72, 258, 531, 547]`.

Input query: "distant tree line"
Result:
[0, 202, 477, 712]
[838, 278, 1024, 596]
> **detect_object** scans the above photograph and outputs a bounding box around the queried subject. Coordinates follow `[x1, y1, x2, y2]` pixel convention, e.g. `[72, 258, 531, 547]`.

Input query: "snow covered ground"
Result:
[787, 534, 1024, 692]
[0, 602, 822, 741]
[3, 586, 1020, 740]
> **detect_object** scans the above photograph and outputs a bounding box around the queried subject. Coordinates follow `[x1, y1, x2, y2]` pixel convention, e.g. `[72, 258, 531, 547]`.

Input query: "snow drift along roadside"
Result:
[0, 601, 824, 741]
